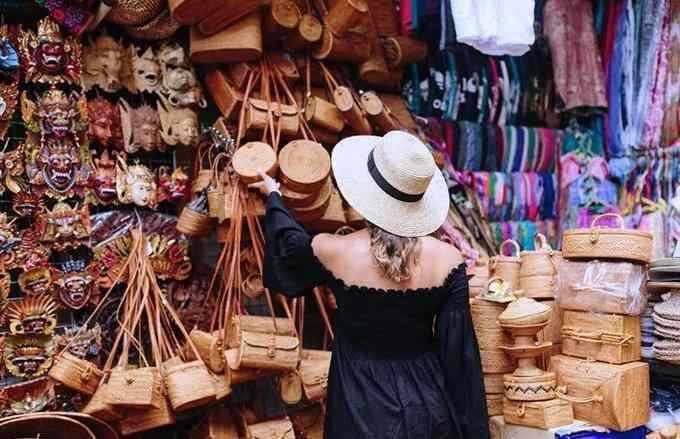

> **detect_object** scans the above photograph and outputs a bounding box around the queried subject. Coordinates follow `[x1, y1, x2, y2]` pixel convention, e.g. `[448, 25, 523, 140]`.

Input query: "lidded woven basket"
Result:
[498, 298, 552, 326]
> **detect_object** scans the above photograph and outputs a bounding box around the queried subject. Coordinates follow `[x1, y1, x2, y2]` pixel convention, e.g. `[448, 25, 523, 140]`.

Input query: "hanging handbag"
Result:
[247, 418, 296, 439]
[290, 404, 325, 439]
[490, 239, 522, 292]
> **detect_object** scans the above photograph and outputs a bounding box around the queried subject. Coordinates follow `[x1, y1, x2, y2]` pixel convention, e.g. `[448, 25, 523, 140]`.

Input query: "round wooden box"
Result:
[232, 141, 277, 184]
[279, 140, 331, 194]
[292, 179, 333, 222]
[281, 183, 321, 208]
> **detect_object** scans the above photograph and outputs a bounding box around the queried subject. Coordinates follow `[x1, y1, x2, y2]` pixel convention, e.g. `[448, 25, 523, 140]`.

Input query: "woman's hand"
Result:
[249, 171, 281, 196]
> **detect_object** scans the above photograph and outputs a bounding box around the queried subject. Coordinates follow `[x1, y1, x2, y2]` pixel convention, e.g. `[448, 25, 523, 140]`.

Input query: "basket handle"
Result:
[561, 327, 633, 346]
[556, 385, 603, 404]
[590, 213, 625, 230]
[515, 404, 526, 417]
[499, 239, 520, 257]
[533, 233, 551, 251]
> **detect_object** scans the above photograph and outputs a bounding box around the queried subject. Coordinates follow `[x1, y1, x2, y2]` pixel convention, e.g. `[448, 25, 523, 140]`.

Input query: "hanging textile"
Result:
[449, 0, 535, 56]
[543, 0, 608, 114]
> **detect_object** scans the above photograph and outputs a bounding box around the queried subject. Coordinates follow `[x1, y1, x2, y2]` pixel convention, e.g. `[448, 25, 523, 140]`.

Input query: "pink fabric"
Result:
[642, 6, 671, 148]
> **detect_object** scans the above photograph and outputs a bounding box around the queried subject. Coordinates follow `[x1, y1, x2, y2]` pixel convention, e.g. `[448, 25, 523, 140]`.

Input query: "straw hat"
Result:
[331, 131, 448, 237]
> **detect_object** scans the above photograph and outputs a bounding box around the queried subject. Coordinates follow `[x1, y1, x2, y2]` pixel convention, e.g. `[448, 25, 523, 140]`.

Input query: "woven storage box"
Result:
[487, 393, 503, 416]
[292, 179, 333, 223]
[556, 260, 647, 316]
[503, 398, 574, 430]
[561, 311, 641, 364]
[490, 240, 521, 292]
[480, 350, 516, 374]
[468, 257, 490, 298]
[48, 352, 103, 396]
[484, 373, 505, 394]
[197, 0, 269, 36]
[562, 214, 652, 264]
[548, 355, 649, 431]
[202, 68, 244, 121]
[169, 0, 223, 25]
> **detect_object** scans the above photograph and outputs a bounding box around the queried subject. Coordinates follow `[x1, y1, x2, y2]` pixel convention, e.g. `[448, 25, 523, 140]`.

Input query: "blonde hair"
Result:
[367, 223, 421, 283]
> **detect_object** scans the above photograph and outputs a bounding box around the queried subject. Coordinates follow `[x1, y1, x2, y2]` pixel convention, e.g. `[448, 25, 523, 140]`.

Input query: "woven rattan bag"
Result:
[490, 240, 521, 292]
[519, 233, 561, 299]
[106, 0, 166, 25]
[562, 213, 653, 264]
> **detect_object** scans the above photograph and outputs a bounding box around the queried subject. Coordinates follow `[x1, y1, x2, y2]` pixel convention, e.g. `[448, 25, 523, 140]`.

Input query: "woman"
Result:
[257, 131, 489, 439]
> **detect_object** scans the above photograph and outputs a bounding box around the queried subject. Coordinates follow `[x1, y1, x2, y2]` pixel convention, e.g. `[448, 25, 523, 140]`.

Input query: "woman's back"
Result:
[312, 230, 464, 293]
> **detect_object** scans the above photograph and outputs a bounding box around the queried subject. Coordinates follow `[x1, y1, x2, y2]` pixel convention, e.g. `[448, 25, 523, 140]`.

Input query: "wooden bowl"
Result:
[232, 141, 278, 184]
[279, 140, 331, 193]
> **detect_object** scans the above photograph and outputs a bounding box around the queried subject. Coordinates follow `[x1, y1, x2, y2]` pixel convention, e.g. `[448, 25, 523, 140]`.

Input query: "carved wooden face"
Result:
[54, 270, 95, 310]
[38, 138, 80, 193]
[92, 151, 117, 204]
[18, 267, 52, 297]
[133, 48, 160, 92]
[87, 97, 123, 149]
[38, 202, 91, 250]
[4, 336, 54, 378]
[35, 89, 78, 138]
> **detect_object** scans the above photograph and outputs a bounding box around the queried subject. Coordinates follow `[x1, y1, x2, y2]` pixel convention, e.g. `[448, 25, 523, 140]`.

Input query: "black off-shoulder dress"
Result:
[263, 193, 490, 439]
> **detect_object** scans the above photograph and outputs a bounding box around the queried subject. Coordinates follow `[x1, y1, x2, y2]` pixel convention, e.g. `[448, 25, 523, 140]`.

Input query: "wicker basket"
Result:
[480, 350, 516, 374]
[81, 383, 122, 423]
[486, 393, 503, 416]
[106, 367, 163, 409]
[169, 0, 223, 25]
[190, 12, 264, 64]
[125, 9, 181, 40]
[366, 0, 399, 36]
[48, 352, 103, 396]
[490, 240, 521, 291]
[519, 234, 561, 299]
[177, 206, 216, 237]
[503, 373, 557, 402]
[164, 360, 217, 411]
[498, 298, 552, 326]
[106, 0, 166, 25]
[484, 373, 505, 394]
[281, 184, 319, 208]
[307, 188, 348, 232]
[468, 257, 490, 297]
[562, 214, 653, 264]
[189, 329, 225, 372]
[232, 142, 278, 184]
[291, 179, 333, 223]
[279, 140, 331, 194]
[118, 395, 176, 436]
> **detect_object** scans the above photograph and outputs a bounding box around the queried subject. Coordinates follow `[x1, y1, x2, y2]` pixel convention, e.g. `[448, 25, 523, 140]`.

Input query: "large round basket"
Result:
[0, 414, 97, 439]
[292, 179, 333, 222]
[232, 142, 278, 184]
[562, 214, 653, 264]
[106, 0, 166, 25]
[307, 188, 348, 232]
[281, 183, 321, 208]
[279, 140, 331, 194]
[503, 372, 557, 402]
[490, 240, 521, 291]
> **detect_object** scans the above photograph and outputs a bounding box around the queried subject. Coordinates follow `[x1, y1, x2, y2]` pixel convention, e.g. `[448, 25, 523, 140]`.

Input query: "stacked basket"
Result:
[471, 295, 515, 417]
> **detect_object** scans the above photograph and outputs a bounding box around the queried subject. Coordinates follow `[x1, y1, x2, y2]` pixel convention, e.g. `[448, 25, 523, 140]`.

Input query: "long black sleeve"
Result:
[262, 193, 326, 297]
[435, 277, 491, 439]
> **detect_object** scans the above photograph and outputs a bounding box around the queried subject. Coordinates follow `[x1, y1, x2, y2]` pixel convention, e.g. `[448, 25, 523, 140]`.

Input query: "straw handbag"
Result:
[119, 395, 175, 436]
[360, 91, 399, 133]
[204, 69, 245, 122]
[246, 99, 300, 137]
[197, 0, 269, 36]
[562, 213, 653, 264]
[519, 234, 561, 299]
[81, 382, 121, 423]
[49, 352, 103, 396]
[467, 257, 490, 298]
[290, 404, 325, 439]
[324, 0, 368, 36]
[333, 86, 372, 135]
[247, 417, 296, 439]
[279, 140, 331, 194]
[490, 240, 522, 292]
[189, 404, 240, 439]
[190, 12, 263, 64]
[178, 191, 216, 237]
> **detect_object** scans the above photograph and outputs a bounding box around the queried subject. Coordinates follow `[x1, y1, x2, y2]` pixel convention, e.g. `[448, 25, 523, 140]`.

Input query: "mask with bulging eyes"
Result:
[53, 268, 96, 310]
[3, 335, 55, 378]
[132, 46, 160, 93]
[37, 201, 91, 251]
[20, 17, 81, 85]
[82, 31, 127, 93]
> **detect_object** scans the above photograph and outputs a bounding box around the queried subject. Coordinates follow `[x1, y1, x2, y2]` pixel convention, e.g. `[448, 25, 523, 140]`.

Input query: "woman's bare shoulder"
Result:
[311, 231, 367, 264]
[422, 236, 465, 268]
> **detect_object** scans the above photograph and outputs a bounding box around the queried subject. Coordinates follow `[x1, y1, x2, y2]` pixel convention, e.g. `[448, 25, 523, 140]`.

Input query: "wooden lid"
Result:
[360, 91, 384, 116]
[292, 179, 332, 222]
[297, 14, 323, 42]
[232, 141, 277, 183]
[281, 182, 322, 208]
[333, 86, 354, 112]
[270, 0, 301, 29]
[279, 140, 331, 192]
[312, 27, 333, 60]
